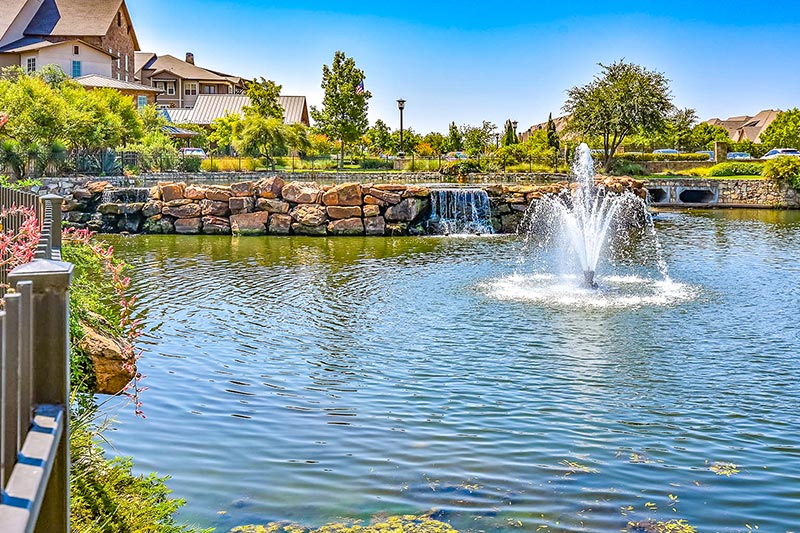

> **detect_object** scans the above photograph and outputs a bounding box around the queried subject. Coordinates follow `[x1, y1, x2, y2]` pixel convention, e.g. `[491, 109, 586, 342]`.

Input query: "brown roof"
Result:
[23, 0, 140, 49]
[143, 54, 231, 82]
[0, 0, 29, 43]
[76, 74, 163, 93]
[704, 109, 781, 143]
[0, 37, 116, 57]
[134, 51, 156, 74]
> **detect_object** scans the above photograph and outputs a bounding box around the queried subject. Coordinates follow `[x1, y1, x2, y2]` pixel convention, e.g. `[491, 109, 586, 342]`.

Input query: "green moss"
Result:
[231, 515, 459, 533]
[625, 519, 697, 533]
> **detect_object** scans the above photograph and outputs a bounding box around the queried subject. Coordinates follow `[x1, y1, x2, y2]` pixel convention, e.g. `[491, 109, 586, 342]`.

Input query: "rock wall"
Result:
[645, 178, 800, 208]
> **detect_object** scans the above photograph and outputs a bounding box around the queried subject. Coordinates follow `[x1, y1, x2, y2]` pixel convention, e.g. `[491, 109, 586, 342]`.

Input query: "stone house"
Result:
[134, 52, 246, 109]
[0, 0, 140, 81]
[75, 73, 163, 108]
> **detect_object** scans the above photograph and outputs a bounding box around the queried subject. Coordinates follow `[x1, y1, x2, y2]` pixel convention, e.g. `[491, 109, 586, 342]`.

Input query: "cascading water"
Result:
[428, 188, 494, 235]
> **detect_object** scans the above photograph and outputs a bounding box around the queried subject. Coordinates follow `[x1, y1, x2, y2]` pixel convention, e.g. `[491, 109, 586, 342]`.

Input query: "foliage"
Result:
[546, 113, 560, 170]
[462, 121, 497, 155]
[231, 515, 458, 533]
[359, 158, 393, 170]
[446, 121, 463, 152]
[310, 51, 372, 168]
[440, 159, 481, 176]
[180, 155, 202, 172]
[140, 104, 169, 135]
[392, 127, 421, 155]
[245, 78, 284, 120]
[201, 156, 260, 172]
[726, 139, 769, 159]
[759, 108, 800, 150]
[209, 113, 243, 154]
[707, 162, 763, 177]
[763, 156, 800, 188]
[124, 132, 180, 172]
[235, 115, 287, 170]
[366, 119, 393, 155]
[422, 131, 447, 155]
[501, 119, 518, 146]
[690, 122, 730, 151]
[0, 205, 40, 290]
[609, 159, 647, 176]
[616, 153, 709, 162]
[564, 60, 674, 170]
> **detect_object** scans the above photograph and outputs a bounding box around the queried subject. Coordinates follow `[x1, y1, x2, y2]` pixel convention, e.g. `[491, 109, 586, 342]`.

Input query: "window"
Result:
[26, 57, 36, 73]
[125, 55, 128, 71]
[117, 12, 122, 26]
[203, 85, 217, 95]
[137, 96, 147, 109]
[166, 83, 175, 96]
[73, 45, 79, 55]
[184, 83, 197, 96]
[71, 61, 81, 78]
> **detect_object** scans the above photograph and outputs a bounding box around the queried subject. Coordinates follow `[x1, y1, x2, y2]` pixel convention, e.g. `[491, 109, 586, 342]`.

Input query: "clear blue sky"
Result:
[129, 0, 800, 133]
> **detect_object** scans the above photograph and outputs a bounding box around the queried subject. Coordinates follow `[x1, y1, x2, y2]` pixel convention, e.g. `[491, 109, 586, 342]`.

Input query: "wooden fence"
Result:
[0, 191, 71, 533]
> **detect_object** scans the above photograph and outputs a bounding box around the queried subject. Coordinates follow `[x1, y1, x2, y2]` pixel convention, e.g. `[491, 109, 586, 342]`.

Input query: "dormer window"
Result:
[73, 45, 79, 55]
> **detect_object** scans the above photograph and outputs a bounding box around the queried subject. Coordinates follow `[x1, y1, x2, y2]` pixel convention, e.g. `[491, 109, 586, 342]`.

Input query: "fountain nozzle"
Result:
[583, 270, 598, 289]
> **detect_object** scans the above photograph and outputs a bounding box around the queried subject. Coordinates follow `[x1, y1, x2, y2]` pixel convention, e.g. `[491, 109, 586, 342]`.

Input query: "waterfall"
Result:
[428, 188, 494, 235]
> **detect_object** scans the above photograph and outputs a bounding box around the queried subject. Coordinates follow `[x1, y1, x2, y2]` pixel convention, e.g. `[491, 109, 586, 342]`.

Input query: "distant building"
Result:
[165, 93, 310, 127]
[519, 115, 571, 143]
[0, 0, 140, 81]
[705, 110, 781, 144]
[134, 52, 246, 108]
[75, 73, 163, 108]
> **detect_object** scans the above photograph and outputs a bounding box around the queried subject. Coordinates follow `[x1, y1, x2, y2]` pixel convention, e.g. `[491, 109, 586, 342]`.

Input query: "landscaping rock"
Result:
[364, 216, 386, 236]
[184, 185, 207, 200]
[322, 182, 362, 206]
[163, 203, 202, 219]
[142, 200, 163, 218]
[367, 188, 402, 205]
[291, 223, 327, 236]
[78, 324, 135, 395]
[256, 198, 290, 214]
[255, 176, 285, 199]
[363, 195, 386, 206]
[97, 203, 121, 215]
[119, 203, 144, 215]
[404, 185, 431, 198]
[174, 217, 202, 234]
[501, 213, 523, 233]
[159, 182, 185, 202]
[87, 181, 111, 194]
[143, 215, 175, 234]
[291, 204, 327, 226]
[385, 198, 426, 222]
[231, 211, 270, 236]
[363, 205, 381, 218]
[373, 184, 407, 191]
[149, 185, 161, 200]
[268, 214, 292, 235]
[230, 181, 255, 197]
[202, 216, 231, 235]
[327, 206, 361, 219]
[229, 197, 255, 214]
[72, 189, 93, 201]
[385, 222, 408, 236]
[206, 187, 232, 202]
[328, 217, 364, 235]
[282, 181, 321, 204]
[117, 214, 142, 233]
[65, 211, 92, 223]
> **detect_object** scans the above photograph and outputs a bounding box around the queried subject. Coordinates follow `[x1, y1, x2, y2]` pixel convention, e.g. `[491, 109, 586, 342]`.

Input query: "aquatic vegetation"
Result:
[560, 459, 599, 476]
[230, 515, 459, 533]
[625, 519, 697, 533]
[708, 461, 740, 477]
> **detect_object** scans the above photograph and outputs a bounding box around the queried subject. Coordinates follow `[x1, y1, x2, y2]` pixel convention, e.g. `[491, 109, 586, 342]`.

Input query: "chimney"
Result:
[186, 52, 195, 65]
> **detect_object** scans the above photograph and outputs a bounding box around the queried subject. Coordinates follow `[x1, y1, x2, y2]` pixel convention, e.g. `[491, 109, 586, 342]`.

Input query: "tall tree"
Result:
[235, 115, 287, 170]
[501, 119, 518, 146]
[446, 121, 463, 152]
[310, 51, 372, 169]
[563, 60, 674, 171]
[462, 121, 497, 155]
[423, 132, 447, 155]
[689, 122, 730, 151]
[245, 77, 284, 120]
[759, 108, 800, 150]
[546, 113, 560, 170]
[366, 119, 393, 155]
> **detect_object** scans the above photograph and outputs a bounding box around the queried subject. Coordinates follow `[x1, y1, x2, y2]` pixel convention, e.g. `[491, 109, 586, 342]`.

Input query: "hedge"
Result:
[616, 153, 710, 162]
[707, 162, 764, 177]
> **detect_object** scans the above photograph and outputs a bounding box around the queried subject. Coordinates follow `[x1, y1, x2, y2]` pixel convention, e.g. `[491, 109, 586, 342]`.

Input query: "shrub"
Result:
[180, 156, 202, 172]
[616, 153, 710, 162]
[440, 159, 481, 176]
[763, 156, 800, 188]
[609, 159, 647, 176]
[707, 162, 764, 177]
[360, 158, 393, 170]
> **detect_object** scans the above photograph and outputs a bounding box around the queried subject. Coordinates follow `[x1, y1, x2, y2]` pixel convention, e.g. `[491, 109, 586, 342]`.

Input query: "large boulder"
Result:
[163, 203, 202, 219]
[206, 187, 232, 202]
[327, 206, 361, 219]
[328, 217, 364, 236]
[363, 205, 381, 218]
[367, 188, 402, 205]
[117, 214, 142, 233]
[230, 181, 255, 197]
[256, 198, 290, 214]
[364, 216, 386, 236]
[255, 176, 285, 199]
[404, 185, 431, 198]
[322, 182, 362, 206]
[202, 216, 231, 235]
[97, 203, 121, 215]
[282, 181, 321, 204]
[184, 185, 208, 200]
[291, 204, 328, 226]
[159, 182, 185, 202]
[78, 324, 135, 395]
[385, 198, 426, 222]
[363, 195, 386, 206]
[268, 214, 292, 235]
[229, 197, 255, 214]
[231, 211, 270, 236]
[200, 199, 230, 217]
[87, 181, 111, 194]
[174, 217, 202, 234]
[143, 215, 175, 234]
[142, 200, 163, 218]
[291, 223, 327, 236]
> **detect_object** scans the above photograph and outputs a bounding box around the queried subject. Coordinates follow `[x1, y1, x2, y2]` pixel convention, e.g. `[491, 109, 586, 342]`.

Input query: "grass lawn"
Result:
[640, 175, 764, 181]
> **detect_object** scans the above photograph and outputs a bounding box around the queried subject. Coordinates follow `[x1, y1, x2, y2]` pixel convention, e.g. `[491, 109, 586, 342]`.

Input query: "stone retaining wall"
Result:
[645, 178, 800, 208]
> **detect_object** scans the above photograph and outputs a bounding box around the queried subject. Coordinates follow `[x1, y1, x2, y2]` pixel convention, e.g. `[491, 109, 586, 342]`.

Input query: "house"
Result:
[75, 73, 163, 108]
[134, 52, 246, 108]
[165, 93, 311, 127]
[0, 0, 140, 81]
[519, 115, 572, 143]
[705, 110, 781, 144]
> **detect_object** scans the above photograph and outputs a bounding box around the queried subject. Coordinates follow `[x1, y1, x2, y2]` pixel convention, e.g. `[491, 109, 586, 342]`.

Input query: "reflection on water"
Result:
[105, 210, 800, 532]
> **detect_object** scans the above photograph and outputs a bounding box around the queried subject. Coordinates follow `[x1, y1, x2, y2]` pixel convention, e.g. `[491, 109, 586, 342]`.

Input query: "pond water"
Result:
[104, 209, 800, 532]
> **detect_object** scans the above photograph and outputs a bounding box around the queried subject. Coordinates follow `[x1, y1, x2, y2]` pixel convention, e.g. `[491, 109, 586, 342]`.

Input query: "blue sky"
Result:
[130, 0, 800, 133]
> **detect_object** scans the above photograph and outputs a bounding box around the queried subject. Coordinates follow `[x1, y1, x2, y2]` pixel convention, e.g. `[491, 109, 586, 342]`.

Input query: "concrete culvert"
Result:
[679, 189, 715, 204]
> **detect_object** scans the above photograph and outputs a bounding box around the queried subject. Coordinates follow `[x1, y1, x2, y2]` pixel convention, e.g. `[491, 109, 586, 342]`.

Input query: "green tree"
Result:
[689, 122, 730, 151]
[245, 77, 284, 120]
[235, 115, 287, 170]
[501, 119, 518, 146]
[669, 107, 697, 151]
[422, 132, 447, 155]
[564, 60, 674, 171]
[391, 127, 420, 155]
[462, 121, 497, 155]
[446, 121, 463, 152]
[208, 113, 243, 154]
[310, 51, 372, 168]
[760, 108, 800, 150]
[366, 119, 393, 155]
[285, 122, 312, 156]
[546, 113, 560, 170]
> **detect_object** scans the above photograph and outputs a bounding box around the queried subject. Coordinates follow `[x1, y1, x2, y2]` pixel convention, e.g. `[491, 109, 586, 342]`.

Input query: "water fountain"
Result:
[428, 188, 494, 235]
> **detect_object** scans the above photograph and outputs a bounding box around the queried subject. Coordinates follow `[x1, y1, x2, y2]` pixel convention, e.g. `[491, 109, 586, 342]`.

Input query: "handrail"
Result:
[0, 192, 70, 533]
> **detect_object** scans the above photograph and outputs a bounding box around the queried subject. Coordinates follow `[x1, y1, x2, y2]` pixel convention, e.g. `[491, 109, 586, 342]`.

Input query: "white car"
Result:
[180, 147, 207, 159]
[762, 148, 800, 159]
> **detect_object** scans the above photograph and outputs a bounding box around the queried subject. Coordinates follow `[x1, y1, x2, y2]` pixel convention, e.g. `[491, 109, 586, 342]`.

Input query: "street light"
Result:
[397, 99, 406, 157]
[512, 120, 518, 140]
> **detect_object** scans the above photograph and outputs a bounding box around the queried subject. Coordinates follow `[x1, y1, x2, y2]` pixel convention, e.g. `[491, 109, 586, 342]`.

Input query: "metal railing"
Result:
[0, 193, 71, 533]
[0, 189, 49, 295]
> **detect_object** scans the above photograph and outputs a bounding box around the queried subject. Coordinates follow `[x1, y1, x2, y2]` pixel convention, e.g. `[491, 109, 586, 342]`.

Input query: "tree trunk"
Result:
[339, 140, 345, 171]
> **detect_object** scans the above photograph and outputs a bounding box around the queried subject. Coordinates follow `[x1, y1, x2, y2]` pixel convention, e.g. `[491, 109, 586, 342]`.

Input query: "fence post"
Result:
[9, 259, 73, 533]
[40, 195, 63, 260]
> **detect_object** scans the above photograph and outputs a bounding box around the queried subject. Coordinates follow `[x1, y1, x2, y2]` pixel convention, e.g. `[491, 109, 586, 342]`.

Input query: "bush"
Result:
[707, 162, 764, 177]
[360, 158, 394, 170]
[609, 159, 647, 176]
[616, 152, 710, 162]
[179, 156, 202, 172]
[440, 159, 481, 176]
[763, 156, 800, 188]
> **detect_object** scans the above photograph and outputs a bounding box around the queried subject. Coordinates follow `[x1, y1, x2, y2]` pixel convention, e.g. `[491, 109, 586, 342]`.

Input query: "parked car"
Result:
[444, 151, 469, 161]
[727, 152, 752, 160]
[696, 150, 714, 161]
[180, 147, 207, 159]
[653, 148, 679, 154]
[762, 148, 800, 159]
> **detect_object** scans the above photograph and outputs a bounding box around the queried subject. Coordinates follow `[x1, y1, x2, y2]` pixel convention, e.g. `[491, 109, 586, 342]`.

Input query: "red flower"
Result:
[0, 113, 7, 128]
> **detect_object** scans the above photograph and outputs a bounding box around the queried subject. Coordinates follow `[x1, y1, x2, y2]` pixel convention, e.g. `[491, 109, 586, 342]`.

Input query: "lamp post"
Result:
[512, 120, 518, 142]
[397, 99, 406, 157]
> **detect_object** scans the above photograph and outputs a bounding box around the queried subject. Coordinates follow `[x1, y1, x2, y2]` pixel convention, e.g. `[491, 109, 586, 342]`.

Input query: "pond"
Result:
[104, 209, 800, 532]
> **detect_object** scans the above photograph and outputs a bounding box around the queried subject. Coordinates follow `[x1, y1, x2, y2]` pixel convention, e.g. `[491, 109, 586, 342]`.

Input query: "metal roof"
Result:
[165, 94, 310, 126]
[75, 74, 163, 93]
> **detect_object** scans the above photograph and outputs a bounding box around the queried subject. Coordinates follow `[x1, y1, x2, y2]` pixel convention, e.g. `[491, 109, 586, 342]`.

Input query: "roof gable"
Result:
[23, 0, 139, 49]
[0, 0, 29, 45]
[146, 54, 230, 82]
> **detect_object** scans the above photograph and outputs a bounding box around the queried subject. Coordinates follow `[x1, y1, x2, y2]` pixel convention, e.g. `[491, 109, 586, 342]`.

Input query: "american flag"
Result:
[355, 80, 364, 95]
